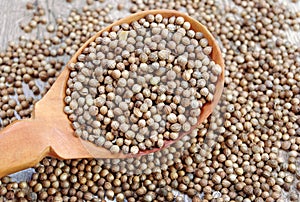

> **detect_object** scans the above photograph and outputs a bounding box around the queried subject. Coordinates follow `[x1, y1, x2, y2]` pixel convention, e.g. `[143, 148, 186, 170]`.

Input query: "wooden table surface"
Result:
[0, 0, 130, 51]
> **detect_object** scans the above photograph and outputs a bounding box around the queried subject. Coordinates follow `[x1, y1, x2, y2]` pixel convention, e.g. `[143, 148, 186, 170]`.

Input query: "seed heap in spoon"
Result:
[64, 14, 222, 154]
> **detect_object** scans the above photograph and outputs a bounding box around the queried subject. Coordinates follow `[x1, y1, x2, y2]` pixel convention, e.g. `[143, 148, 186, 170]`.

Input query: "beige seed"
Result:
[167, 113, 177, 124]
[132, 84, 142, 93]
[200, 88, 209, 96]
[212, 64, 222, 75]
[47, 24, 55, 33]
[158, 50, 169, 60]
[130, 146, 139, 154]
[199, 38, 208, 47]
[155, 14, 163, 23]
[175, 16, 185, 25]
[203, 46, 212, 55]
[183, 21, 191, 30]
[170, 123, 181, 132]
[111, 70, 121, 79]
[110, 145, 120, 154]
[177, 55, 188, 67]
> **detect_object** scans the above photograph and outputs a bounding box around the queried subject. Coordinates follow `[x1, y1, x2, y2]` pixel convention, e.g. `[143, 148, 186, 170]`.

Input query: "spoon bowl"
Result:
[0, 9, 224, 178]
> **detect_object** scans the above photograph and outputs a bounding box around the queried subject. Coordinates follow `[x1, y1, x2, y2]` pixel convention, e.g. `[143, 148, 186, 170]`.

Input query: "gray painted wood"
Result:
[0, 0, 130, 51]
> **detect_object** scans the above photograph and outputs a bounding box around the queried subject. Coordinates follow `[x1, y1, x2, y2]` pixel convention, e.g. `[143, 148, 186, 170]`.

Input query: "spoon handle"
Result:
[0, 119, 49, 178]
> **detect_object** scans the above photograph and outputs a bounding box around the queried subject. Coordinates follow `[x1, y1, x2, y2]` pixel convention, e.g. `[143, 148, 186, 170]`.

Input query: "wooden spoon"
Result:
[0, 10, 224, 178]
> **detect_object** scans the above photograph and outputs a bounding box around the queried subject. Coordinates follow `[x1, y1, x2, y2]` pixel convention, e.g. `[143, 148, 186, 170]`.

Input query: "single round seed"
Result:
[130, 146, 139, 154]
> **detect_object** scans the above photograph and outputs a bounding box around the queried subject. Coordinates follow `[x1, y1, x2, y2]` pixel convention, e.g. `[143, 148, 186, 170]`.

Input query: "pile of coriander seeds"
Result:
[64, 13, 222, 154]
[0, 0, 299, 201]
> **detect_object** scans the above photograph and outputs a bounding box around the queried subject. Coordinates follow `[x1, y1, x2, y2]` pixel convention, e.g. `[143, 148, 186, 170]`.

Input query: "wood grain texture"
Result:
[0, 0, 130, 51]
[0, 0, 25, 49]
